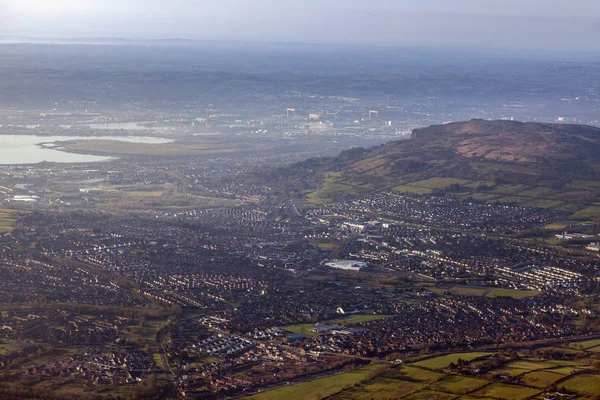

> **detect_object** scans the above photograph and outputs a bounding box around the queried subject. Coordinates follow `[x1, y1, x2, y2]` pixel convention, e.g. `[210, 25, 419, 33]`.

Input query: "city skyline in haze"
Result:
[1, 0, 600, 51]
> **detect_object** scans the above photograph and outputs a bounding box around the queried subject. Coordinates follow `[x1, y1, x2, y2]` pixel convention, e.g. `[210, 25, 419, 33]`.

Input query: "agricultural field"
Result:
[403, 390, 455, 400]
[504, 360, 554, 371]
[571, 205, 600, 221]
[470, 383, 540, 400]
[561, 374, 600, 397]
[267, 341, 600, 400]
[0, 209, 18, 233]
[521, 370, 564, 388]
[429, 375, 488, 394]
[385, 366, 444, 382]
[413, 353, 492, 370]
[245, 364, 386, 400]
[328, 376, 422, 400]
[569, 339, 600, 350]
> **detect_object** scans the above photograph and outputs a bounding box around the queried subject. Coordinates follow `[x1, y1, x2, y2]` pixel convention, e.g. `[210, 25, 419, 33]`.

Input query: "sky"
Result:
[1, 0, 600, 50]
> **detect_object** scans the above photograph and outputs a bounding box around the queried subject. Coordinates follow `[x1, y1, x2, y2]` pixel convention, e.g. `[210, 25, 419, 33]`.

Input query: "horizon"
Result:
[2, 0, 600, 52]
[2, 36, 600, 62]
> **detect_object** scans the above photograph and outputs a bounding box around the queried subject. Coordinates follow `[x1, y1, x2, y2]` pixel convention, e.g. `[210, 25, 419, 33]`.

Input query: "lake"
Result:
[0, 135, 173, 165]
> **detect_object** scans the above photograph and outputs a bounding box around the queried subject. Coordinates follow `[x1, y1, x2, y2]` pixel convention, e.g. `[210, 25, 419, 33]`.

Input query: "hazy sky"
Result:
[1, 0, 600, 50]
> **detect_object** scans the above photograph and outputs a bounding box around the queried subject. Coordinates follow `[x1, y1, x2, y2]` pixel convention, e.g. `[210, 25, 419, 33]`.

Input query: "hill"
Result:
[266, 120, 600, 219]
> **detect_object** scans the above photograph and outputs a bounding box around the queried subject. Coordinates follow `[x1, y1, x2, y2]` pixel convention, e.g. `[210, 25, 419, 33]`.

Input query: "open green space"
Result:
[521, 370, 564, 388]
[413, 353, 492, 370]
[189, 356, 220, 370]
[571, 205, 600, 221]
[124, 191, 164, 197]
[0, 210, 17, 233]
[543, 222, 570, 231]
[569, 338, 600, 350]
[549, 365, 593, 375]
[504, 360, 553, 371]
[403, 390, 455, 400]
[491, 368, 529, 377]
[280, 314, 392, 336]
[429, 375, 488, 394]
[406, 178, 472, 189]
[306, 172, 367, 205]
[561, 374, 600, 397]
[327, 314, 392, 326]
[392, 185, 433, 195]
[0, 342, 20, 356]
[484, 288, 541, 299]
[279, 323, 318, 337]
[429, 285, 540, 299]
[245, 364, 386, 400]
[470, 382, 540, 400]
[385, 366, 444, 382]
[329, 376, 422, 400]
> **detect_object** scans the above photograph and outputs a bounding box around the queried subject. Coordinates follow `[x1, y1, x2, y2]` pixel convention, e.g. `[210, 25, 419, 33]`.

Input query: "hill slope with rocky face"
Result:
[266, 120, 600, 215]
[347, 120, 600, 183]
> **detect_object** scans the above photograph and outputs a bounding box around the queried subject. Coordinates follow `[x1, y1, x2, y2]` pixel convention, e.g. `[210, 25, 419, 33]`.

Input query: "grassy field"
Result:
[571, 205, 600, 221]
[0, 342, 20, 356]
[285, 345, 600, 400]
[327, 314, 392, 326]
[281, 314, 392, 336]
[543, 222, 570, 231]
[403, 390, 455, 400]
[141, 319, 167, 368]
[406, 178, 472, 189]
[569, 338, 600, 350]
[484, 288, 540, 299]
[446, 286, 490, 297]
[561, 374, 600, 397]
[280, 323, 318, 337]
[470, 383, 540, 400]
[429, 375, 488, 394]
[392, 185, 433, 195]
[306, 172, 366, 205]
[385, 366, 444, 382]
[124, 191, 164, 197]
[245, 364, 386, 400]
[189, 356, 220, 369]
[490, 367, 530, 377]
[0, 210, 17, 233]
[428, 285, 540, 299]
[504, 360, 554, 371]
[329, 376, 422, 400]
[310, 241, 341, 252]
[521, 370, 564, 388]
[414, 353, 492, 370]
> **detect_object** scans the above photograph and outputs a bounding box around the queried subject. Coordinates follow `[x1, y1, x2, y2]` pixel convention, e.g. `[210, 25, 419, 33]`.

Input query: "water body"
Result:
[59, 122, 168, 131]
[0, 135, 173, 165]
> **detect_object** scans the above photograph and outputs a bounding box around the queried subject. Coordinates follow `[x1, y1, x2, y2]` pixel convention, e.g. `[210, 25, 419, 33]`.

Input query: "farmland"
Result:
[270, 337, 600, 400]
